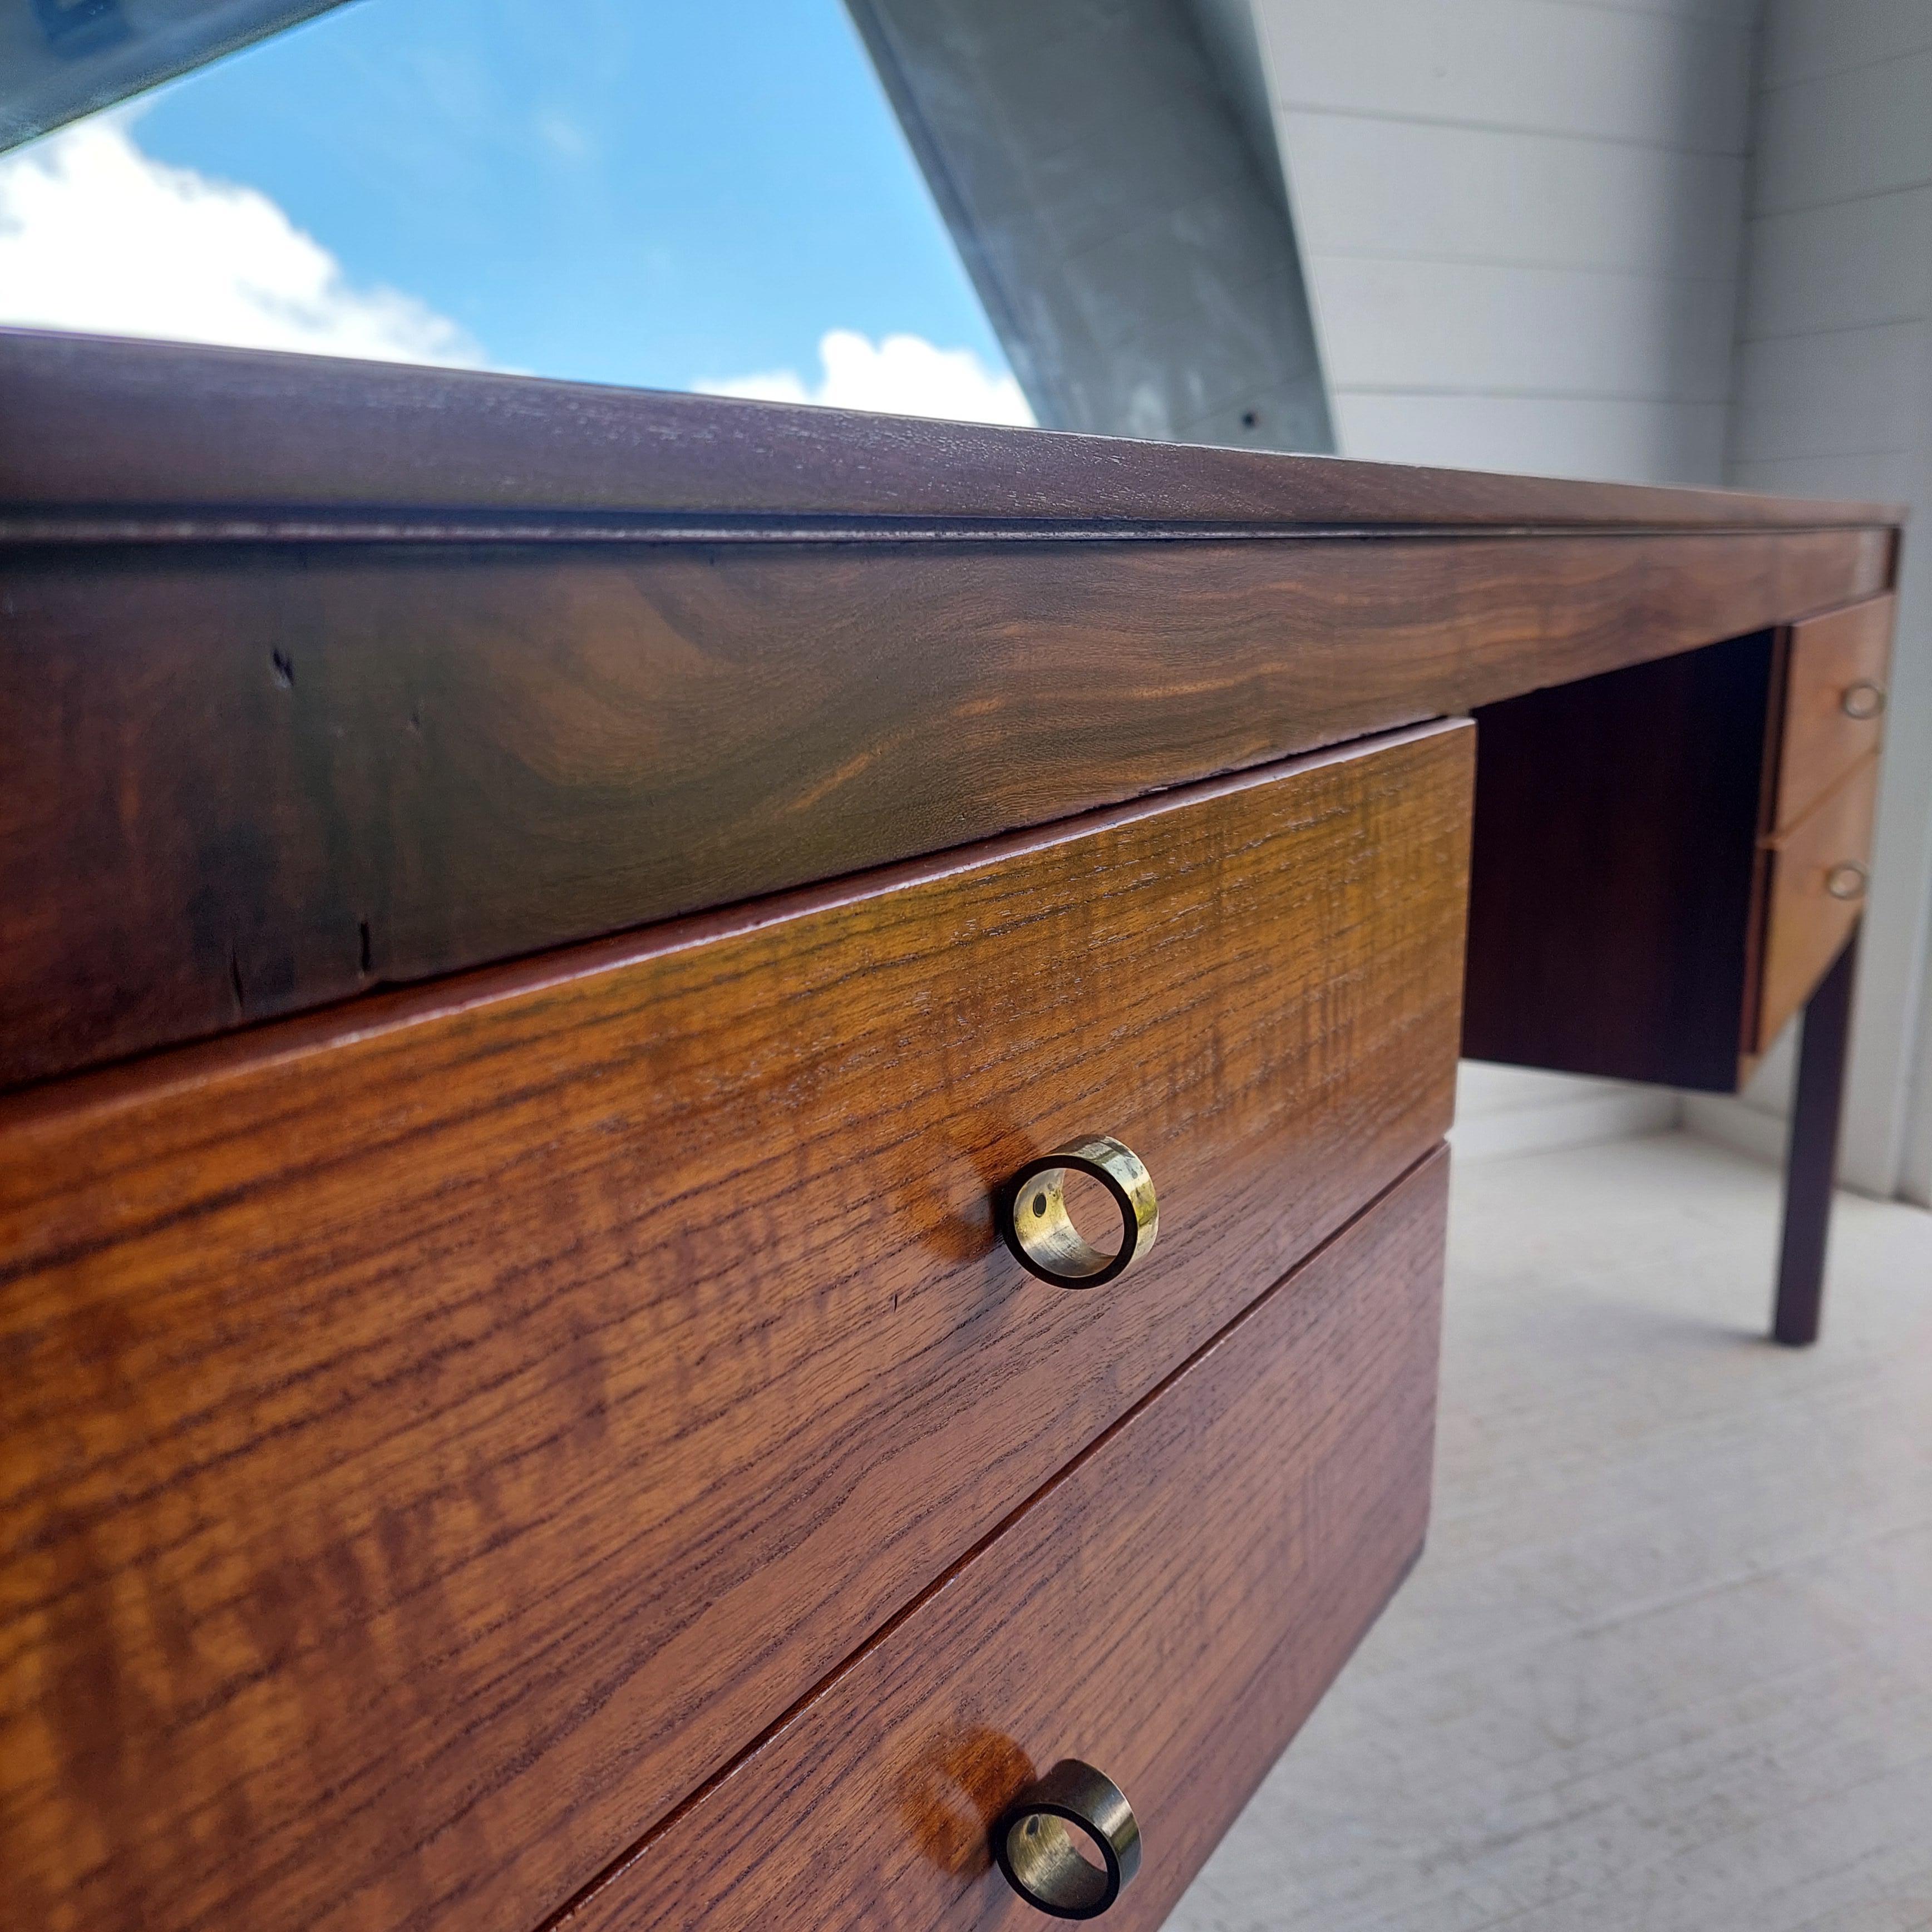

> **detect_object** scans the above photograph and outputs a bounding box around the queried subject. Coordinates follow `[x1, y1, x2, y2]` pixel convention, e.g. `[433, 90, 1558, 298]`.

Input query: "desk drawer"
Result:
[1772, 597, 1893, 833]
[1755, 753, 1880, 1053]
[564, 1149, 1449, 1932]
[1, 722, 1471, 1932]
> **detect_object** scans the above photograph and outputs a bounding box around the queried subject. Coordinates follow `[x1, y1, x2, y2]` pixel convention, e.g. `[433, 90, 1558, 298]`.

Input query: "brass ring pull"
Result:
[1826, 860, 1869, 901]
[1841, 679, 1886, 720]
[993, 1760, 1142, 1919]
[998, 1137, 1157, 1289]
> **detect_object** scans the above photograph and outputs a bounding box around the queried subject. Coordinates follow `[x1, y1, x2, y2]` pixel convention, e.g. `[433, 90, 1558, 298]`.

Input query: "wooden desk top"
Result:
[0, 326, 1903, 535]
[0, 328, 1905, 1088]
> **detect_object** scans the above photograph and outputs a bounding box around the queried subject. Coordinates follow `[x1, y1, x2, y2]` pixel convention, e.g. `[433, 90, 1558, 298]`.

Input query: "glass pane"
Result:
[0, 0, 1032, 423]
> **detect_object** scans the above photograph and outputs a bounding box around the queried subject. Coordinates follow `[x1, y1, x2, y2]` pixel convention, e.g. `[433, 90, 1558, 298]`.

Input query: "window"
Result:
[0, 0, 1030, 423]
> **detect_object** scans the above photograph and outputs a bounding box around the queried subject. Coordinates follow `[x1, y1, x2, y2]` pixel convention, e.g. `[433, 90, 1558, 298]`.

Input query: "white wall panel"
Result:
[1315, 256, 1737, 396]
[1762, 0, 1932, 88]
[1740, 189, 1932, 338]
[1730, 448, 1917, 500]
[1752, 48, 1932, 213]
[1255, 0, 1756, 490]
[1332, 392, 1728, 481]
[1731, 323, 1925, 461]
[1254, 0, 1752, 149]
[1283, 113, 1746, 275]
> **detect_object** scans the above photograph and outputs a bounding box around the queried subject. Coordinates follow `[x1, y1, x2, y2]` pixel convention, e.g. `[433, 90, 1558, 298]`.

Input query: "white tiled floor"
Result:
[1168, 1131, 1932, 1932]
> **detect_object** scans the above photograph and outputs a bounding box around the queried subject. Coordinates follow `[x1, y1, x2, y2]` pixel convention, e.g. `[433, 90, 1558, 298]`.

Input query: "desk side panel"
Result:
[1462, 633, 1775, 1091]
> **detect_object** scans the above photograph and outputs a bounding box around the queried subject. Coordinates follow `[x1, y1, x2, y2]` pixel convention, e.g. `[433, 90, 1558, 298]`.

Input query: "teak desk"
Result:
[0, 331, 1902, 1931]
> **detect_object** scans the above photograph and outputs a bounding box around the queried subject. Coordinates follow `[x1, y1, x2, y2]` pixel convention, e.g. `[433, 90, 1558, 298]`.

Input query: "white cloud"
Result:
[701, 327, 1033, 427]
[533, 109, 592, 162]
[0, 117, 487, 367]
[0, 121, 1031, 423]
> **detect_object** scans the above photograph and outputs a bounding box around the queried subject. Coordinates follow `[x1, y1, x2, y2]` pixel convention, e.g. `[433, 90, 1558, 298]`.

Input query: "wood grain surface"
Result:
[0, 328, 1901, 533]
[1462, 635, 1775, 1093]
[1771, 595, 1895, 832]
[0, 723, 1471, 1932]
[0, 524, 1888, 1087]
[1756, 754, 1880, 1056]
[559, 1149, 1450, 1932]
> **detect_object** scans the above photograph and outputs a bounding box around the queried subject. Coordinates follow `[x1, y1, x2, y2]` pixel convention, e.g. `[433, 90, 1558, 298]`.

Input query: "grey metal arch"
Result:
[846, 0, 1333, 454]
[0, 0, 344, 152]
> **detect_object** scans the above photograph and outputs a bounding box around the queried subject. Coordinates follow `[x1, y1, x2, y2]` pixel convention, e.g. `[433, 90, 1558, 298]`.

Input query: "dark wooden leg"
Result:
[1772, 926, 1861, 1346]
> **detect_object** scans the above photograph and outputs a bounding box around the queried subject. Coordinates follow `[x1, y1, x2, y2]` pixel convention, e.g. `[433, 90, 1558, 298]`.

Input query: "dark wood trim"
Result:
[7, 511, 1890, 547]
[0, 332, 1906, 1090]
[1773, 928, 1860, 1347]
[0, 525, 1890, 1090]
[0, 329, 1902, 532]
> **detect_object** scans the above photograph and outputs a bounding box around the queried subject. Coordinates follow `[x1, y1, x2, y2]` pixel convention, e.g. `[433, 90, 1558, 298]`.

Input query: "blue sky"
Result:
[0, 0, 1028, 418]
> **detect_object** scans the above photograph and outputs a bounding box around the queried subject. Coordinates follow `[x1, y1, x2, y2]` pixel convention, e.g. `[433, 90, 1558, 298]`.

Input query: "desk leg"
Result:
[1772, 927, 1860, 1347]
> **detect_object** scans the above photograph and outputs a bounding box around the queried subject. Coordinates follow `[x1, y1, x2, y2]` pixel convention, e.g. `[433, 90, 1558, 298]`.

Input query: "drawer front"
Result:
[565, 1149, 1450, 1932]
[1772, 596, 1893, 832]
[0, 723, 1472, 1932]
[1756, 753, 1880, 1053]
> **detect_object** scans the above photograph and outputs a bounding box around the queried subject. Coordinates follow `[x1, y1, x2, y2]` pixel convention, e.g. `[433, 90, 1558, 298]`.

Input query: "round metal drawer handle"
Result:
[993, 1759, 1142, 1919]
[998, 1136, 1157, 1289]
[1826, 860, 1869, 901]
[1841, 679, 1887, 720]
